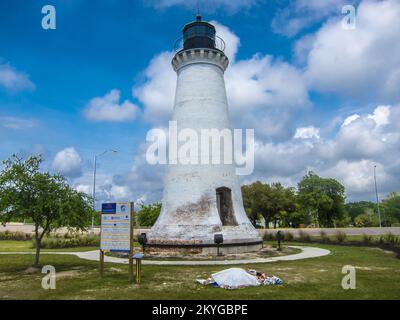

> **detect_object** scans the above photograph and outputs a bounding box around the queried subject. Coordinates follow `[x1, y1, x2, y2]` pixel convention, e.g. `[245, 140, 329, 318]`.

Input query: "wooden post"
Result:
[136, 259, 141, 284]
[128, 203, 134, 283]
[99, 250, 104, 277]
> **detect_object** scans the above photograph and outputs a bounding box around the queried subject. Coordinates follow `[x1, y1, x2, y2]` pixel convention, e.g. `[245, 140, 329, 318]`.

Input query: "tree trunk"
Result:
[34, 225, 41, 267]
[263, 217, 269, 229]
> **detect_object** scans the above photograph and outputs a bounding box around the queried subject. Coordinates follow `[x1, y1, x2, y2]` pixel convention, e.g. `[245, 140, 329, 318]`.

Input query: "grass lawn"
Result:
[0, 240, 98, 252]
[0, 240, 399, 300]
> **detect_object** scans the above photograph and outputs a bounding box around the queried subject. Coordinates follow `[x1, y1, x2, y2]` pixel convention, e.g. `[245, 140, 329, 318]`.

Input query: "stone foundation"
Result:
[145, 242, 262, 256]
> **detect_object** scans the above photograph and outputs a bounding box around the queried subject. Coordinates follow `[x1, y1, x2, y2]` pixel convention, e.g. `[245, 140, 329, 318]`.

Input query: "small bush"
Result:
[362, 234, 373, 245]
[0, 230, 32, 241]
[35, 234, 100, 249]
[379, 233, 399, 246]
[263, 232, 275, 241]
[284, 232, 294, 241]
[319, 230, 330, 243]
[298, 229, 311, 242]
[334, 231, 347, 243]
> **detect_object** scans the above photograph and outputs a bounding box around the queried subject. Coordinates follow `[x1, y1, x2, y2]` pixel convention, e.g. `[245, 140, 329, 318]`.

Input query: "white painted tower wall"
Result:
[148, 48, 261, 247]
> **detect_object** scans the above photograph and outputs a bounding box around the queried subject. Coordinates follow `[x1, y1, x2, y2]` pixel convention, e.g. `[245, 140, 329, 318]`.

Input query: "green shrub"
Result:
[34, 234, 100, 249]
[354, 213, 379, 227]
[379, 233, 399, 246]
[0, 230, 32, 241]
[319, 230, 330, 243]
[362, 234, 373, 245]
[263, 232, 275, 241]
[137, 202, 161, 227]
[334, 231, 347, 243]
[298, 229, 311, 242]
[284, 232, 294, 241]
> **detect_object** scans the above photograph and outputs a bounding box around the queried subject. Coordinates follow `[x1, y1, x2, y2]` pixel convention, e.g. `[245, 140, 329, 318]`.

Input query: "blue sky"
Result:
[1, 0, 399, 207]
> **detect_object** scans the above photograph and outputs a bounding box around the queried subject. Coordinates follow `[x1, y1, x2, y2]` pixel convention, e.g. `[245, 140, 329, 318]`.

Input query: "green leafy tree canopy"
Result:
[137, 202, 161, 227]
[0, 155, 93, 266]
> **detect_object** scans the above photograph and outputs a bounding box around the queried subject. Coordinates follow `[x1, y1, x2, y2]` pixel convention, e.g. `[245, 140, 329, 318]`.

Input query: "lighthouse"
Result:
[147, 16, 262, 254]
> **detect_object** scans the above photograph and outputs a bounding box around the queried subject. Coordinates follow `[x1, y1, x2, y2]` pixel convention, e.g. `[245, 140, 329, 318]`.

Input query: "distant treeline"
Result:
[242, 172, 400, 228]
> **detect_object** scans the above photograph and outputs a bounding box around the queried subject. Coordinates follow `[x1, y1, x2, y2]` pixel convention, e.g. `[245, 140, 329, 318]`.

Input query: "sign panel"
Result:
[101, 202, 133, 252]
[102, 203, 116, 214]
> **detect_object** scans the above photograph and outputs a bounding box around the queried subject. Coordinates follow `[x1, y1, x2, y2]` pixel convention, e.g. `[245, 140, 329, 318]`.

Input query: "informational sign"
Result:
[100, 202, 134, 253]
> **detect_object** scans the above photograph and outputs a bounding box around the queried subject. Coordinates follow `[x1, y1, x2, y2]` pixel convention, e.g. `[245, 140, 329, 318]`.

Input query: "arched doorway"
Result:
[216, 187, 237, 226]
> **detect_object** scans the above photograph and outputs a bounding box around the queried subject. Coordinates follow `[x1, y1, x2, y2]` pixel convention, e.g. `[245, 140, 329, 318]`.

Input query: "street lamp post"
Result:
[91, 150, 118, 232]
[374, 165, 382, 228]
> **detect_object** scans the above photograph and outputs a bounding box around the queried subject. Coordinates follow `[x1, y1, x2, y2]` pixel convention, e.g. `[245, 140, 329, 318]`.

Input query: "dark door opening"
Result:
[216, 187, 237, 226]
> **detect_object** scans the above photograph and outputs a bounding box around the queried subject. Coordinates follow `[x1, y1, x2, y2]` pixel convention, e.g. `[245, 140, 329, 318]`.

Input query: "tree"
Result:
[269, 183, 300, 228]
[354, 209, 379, 227]
[242, 181, 300, 228]
[381, 192, 400, 226]
[242, 181, 271, 227]
[345, 201, 376, 225]
[0, 155, 93, 266]
[297, 172, 346, 227]
[137, 202, 161, 227]
[241, 183, 261, 226]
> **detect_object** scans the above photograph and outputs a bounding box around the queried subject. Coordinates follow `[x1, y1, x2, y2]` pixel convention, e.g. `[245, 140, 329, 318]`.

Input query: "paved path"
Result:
[0, 246, 330, 266]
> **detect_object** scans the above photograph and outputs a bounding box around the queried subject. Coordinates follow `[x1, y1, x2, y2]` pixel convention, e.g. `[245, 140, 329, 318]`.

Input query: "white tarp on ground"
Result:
[211, 268, 260, 289]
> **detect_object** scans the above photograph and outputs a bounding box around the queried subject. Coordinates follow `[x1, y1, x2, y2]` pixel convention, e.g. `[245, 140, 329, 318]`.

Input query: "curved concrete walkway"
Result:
[0, 246, 330, 266]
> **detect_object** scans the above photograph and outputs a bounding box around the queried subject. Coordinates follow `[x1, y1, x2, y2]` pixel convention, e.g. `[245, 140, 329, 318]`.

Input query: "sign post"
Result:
[100, 202, 134, 282]
[128, 203, 134, 283]
[133, 253, 144, 284]
[99, 250, 104, 277]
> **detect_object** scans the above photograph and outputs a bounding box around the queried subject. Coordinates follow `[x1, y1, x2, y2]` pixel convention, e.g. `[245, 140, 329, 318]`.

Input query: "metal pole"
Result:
[91, 150, 117, 233]
[92, 155, 97, 232]
[374, 165, 382, 228]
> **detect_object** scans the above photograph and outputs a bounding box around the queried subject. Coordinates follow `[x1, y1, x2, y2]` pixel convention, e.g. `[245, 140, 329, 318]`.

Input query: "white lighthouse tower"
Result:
[147, 16, 261, 254]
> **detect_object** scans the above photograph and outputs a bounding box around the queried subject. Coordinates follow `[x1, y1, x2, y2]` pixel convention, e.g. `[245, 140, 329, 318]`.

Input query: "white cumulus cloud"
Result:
[271, 0, 349, 37]
[52, 147, 83, 178]
[0, 61, 35, 92]
[84, 89, 140, 122]
[294, 126, 320, 139]
[298, 0, 400, 103]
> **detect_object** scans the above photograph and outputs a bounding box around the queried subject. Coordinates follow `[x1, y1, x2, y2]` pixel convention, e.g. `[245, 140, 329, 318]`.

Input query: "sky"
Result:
[1, 0, 399, 208]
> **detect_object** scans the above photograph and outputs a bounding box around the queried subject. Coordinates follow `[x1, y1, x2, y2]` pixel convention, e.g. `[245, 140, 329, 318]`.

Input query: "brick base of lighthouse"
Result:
[145, 242, 263, 256]
[147, 223, 263, 256]
[146, 243, 262, 256]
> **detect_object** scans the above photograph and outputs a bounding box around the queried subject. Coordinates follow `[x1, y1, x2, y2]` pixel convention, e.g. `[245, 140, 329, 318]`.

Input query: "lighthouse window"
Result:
[216, 187, 237, 226]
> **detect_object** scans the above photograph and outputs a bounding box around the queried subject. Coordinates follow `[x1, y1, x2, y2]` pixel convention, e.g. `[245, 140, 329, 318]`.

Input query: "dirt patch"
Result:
[56, 270, 80, 279]
[71, 266, 85, 270]
[22, 267, 41, 274]
[355, 266, 389, 271]
[285, 273, 306, 283]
